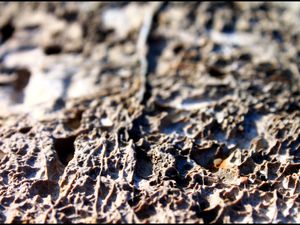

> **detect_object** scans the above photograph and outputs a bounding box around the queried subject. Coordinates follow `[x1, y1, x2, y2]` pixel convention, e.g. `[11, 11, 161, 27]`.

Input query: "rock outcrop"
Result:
[0, 2, 300, 223]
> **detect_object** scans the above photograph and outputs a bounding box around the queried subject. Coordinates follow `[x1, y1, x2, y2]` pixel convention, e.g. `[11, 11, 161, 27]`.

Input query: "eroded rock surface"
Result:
[1, 2, 300, 223]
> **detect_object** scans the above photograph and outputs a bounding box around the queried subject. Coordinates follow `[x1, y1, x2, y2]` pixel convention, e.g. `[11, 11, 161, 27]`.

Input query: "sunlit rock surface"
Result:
[0, 2, 300, 223]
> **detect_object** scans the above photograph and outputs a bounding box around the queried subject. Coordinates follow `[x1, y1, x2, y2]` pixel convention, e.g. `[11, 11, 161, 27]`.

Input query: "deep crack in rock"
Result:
[0, 2, 300, 223]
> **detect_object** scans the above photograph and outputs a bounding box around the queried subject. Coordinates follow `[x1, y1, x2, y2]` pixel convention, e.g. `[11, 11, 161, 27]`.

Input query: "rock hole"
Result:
[29, 180, 59, 199]
[197, 205, 221, 223]
[14, 68, 31, 90]
[23, 24, 40, 31]
[175, 156, 192, 175]
[62, 10, 78, 23]
[135, 149, 153, 179]
[19, 126, 32, 134]
[54, 135, 76, 166]
[173, 44, 184, 54]
[239, 53, 252, 61]
[66, 110, 83, 130]
[149, 180, 157, 186]
[0, 21, 15, 44]
[0, 196, 14, 207]
[88, 167, 100, 180]
[208, 66, 225, 78]
[135, 203, 156, 220]
[44, 44, 62, 55]
[12, 68, 31, 103]
[222, 23, 235, 33]
[128, 191, 141, 207]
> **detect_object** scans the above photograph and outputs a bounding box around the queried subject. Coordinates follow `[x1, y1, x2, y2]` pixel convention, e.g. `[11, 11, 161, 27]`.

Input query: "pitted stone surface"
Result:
[0, 2, 300, 223]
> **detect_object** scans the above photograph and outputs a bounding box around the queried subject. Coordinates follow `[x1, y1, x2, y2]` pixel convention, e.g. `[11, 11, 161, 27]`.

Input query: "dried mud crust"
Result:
[0, 2, 300, 223]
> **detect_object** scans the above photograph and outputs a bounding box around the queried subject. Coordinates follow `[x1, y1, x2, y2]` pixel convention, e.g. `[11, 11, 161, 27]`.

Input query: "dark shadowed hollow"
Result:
[0, 2, 300, 223]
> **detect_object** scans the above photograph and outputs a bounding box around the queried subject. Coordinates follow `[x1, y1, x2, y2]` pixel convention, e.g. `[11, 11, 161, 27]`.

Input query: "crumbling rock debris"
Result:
[0, 2, 300, 223]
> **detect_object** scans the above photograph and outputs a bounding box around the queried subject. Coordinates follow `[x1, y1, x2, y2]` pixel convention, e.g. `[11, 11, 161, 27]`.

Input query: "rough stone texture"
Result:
[0, 2, 300, 223]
